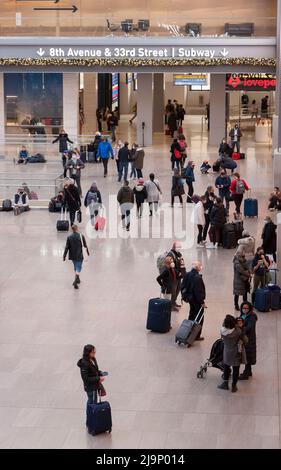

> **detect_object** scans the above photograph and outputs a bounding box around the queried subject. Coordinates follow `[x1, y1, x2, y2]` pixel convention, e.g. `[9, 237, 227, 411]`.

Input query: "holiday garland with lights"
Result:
[0, 57, 276, 67]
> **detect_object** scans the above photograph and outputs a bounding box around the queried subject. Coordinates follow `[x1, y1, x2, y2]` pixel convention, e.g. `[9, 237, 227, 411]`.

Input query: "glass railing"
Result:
[0, 15, 277, 38]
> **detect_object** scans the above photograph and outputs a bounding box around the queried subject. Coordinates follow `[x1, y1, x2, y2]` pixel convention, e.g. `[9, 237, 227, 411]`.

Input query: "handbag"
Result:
[98, 383, 107, 397]
[80, 234, 89, 262]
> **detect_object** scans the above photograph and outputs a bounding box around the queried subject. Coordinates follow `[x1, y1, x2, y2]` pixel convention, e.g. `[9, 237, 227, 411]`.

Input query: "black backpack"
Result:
[181, 271, 194, 303]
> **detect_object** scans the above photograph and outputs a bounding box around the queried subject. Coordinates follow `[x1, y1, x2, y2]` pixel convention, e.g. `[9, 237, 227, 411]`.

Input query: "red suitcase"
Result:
[95, 215, 106, 231]
[232, 153, 240, 160]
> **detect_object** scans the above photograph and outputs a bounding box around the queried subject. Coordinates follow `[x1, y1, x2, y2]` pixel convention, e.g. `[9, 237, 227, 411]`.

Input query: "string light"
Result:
[0, 57, 276, 67]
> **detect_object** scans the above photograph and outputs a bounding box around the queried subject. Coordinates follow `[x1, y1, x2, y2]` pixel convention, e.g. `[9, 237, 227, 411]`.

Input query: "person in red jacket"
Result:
[230, 172, 249, 218]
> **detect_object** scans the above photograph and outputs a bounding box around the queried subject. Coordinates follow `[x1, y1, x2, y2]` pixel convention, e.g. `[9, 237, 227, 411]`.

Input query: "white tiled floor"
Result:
[0, 116, 280, 448]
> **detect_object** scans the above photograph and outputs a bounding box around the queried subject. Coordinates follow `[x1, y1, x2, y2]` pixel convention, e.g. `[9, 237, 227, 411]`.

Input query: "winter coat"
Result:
[218, 142, 233, 156]
[230, 178, 249, 196]
[171, 175, 185, 197]
[210, 203, 227, 227]
[193, 201, 205, 226]
[170, 142, 182, 160]
[215, 175, 231, 197]
[233, 255, 251, 296]
[118, 146, 131, 163]
[97, 140, 113, 159]
[241, 308, 257, 365]
[184, 166, 195, 184]
[145, 179, 161, 203]
[63, 232, 88, 261]
[229, 127, 242, 141]
[117, 186, 134, 206]
[181, 268, 206, 305]
[262, 221, 277, 254]
[220, 156, 237, 171]
[65, 158, 85, 178]
[63, 184, 81, 211]
[221, 326, 248, 367]
[133, 149, 145, 170]
[236, 236, 255, 261]
[168, 249, 186, 276]
[77, 357, 102, 392]
[133, 184, 147, 204]
[168, 113, 177, 131]
[52, 133, 73, 153]
[157, 268, 181, 295]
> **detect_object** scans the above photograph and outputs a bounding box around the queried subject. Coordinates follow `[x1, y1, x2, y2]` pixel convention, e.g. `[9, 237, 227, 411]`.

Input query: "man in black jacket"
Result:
[202, 186, 216, 243]
[181, 261, 207, 340]
[63, 180, 81, 225]
[52, 128, 73, 169]
[63, 224, 89, 288]
[118, 142, 131, 182]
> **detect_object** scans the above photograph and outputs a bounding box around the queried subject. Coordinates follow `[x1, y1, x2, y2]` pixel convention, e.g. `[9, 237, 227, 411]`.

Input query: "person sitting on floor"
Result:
[13, 187, 30, 215]
[16, 146, 29, 165]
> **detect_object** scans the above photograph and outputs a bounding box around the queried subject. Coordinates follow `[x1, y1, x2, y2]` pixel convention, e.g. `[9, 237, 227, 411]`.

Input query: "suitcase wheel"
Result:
[108, 428, 112, 433]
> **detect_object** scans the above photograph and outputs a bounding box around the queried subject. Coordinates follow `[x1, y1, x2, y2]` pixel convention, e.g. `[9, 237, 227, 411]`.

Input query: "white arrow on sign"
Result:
[37, 48, 45, 56]
[220, 48, 229, 57]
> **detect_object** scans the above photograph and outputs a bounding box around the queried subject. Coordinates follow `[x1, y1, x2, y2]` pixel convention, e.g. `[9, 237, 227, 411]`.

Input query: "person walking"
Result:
[133, 178, 147, 218]
[193, 195, 206, 247]
[178, 134, 188, 167]
[168, 110, 178, 138]
[97, 137, 114, 177]
[96, 108, 102, 132]
[251, 247, 271, 304]
[145, 173, 162, 217]
[107, 113, 118, 143]
[132, 144, 145, 179]
[233, 252, 251, 311]
[93, 132, 103, 162]
[230, 172, 249, 219]
[63, 180, 81, 226]
[117, 180, 134, 231]
[157, 256, 182, 312]
[77, 345, 106, 431]
[171, 169, 185, 208]
[181, 261, 206, 341]
[229, 123, 242, 153]
[184, 160, 195, 203]
[261, 216, 277, 263]
[202, 186, 216, 243]
[118, 141, 131, 182]
[215, 169, 231, 214]
[217, 315, 248, 393]
[170, 138, 182, 171]
[207, 197, 227, 249]
[177, 104, 186, 128]
[65, 151, 85, 197]
[63, 224, 89, 289]
[84, 181, 102, 225]
[239, 302, 258, 380]
[52, 129, 73, 169]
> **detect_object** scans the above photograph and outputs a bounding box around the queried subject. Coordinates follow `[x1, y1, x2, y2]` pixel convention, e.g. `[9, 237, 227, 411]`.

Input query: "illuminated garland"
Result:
[0, 57, 276, 67]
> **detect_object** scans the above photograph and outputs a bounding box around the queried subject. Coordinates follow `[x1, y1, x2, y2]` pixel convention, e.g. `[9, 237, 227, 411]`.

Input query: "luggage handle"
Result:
[60, 206, 67, 221]
[194, 306, 204, 324]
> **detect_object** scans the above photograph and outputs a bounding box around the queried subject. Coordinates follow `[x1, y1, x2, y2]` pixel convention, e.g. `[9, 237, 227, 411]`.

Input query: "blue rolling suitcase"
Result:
[254, 287, 271, 312]
[244, 191, 258, 217]
[268, 285, 281, 310]
[146, 298, 172, 333]
[87, 399, 112, 435]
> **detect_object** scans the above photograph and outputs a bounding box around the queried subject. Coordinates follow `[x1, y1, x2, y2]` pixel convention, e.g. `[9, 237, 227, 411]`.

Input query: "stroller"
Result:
[197, 339, 224, 378]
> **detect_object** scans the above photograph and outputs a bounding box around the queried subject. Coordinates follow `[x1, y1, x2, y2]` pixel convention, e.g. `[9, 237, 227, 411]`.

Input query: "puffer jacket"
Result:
[233, 255, 251, 296]
[117, 186, 134, 205]
[133, 184, 147, 204]
[221, 326, 248, 367]
[77, 357, 102, 392]
[210, 203, 227, 227]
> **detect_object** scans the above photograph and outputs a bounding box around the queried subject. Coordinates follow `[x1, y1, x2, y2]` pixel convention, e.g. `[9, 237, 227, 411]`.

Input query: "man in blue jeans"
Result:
[117, 141, 131, 182]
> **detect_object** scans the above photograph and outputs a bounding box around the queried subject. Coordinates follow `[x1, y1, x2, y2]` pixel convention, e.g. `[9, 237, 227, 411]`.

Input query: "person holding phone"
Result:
[251, 247, 270, 304]
[77, 345, 107, 431]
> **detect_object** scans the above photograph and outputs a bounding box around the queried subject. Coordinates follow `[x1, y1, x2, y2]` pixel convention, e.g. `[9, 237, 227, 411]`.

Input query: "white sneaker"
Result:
[196, 243, 204, 248]
[215, 243, 219, 249]
[206, 244, 216, 249]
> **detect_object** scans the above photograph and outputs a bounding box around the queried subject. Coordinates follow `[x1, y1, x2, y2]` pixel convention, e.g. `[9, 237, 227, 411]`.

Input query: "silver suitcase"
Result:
[175, 308, 204, 347]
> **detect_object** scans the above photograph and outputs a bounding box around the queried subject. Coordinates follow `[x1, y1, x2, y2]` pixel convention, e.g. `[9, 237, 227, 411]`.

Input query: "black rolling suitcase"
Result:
[175, 307, 204, 347]
[146, 298, 172, 333]
[222, 223, 237, 249]
[56, 208, 69, 232]
[87, 398, 112, 436]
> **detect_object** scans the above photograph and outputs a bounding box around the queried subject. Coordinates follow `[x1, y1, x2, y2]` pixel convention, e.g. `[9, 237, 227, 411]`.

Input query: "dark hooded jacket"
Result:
[77, 357, 102, 392]
[240, 302, 257, 365]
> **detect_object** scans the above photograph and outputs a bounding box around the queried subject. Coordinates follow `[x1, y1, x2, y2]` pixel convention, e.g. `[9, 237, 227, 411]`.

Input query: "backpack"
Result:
[181, 272, 194, 303]
[87, 191, 98, 206]
[236, 179, 245, 194]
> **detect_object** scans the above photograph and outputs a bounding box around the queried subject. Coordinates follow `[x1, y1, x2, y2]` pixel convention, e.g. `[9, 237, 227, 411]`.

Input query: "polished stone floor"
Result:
[0, 116, 280, 449]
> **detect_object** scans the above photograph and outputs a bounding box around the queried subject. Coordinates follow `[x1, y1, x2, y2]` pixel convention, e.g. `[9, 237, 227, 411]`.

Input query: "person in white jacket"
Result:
[192, 195, 206, 247]
[145, 173, 162, 216]
[235, 230, 255, 270]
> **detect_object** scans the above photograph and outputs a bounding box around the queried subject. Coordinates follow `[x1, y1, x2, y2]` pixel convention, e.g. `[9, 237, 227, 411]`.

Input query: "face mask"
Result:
[242, 309, 249, 315]
[264, 220, 268, 223]
[170, 263, 175, 268]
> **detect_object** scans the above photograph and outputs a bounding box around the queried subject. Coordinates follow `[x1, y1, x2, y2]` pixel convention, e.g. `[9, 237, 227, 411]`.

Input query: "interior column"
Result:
[209, 74, 226, 146]
[137, 73, 153, 146]
[153, 73, 164, 133]
[83, 73, 98, 135]
[63, 73, 79, 141]
[0, 73, 5, 144]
